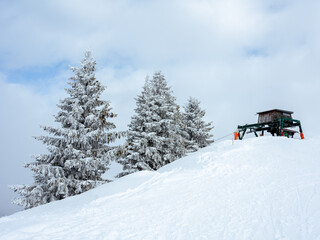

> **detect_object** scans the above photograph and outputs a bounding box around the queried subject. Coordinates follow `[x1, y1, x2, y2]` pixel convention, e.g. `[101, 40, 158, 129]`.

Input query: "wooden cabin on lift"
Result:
[235, 109, 304, 140]
[257, 109, 293, 123]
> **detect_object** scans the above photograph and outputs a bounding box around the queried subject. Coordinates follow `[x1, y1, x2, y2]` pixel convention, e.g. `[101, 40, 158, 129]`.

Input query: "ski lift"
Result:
[234, 109, 304, 140]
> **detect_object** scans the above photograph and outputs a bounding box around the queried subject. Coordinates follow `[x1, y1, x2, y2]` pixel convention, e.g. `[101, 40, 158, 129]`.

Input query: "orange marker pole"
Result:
[234, 130, 239, 140]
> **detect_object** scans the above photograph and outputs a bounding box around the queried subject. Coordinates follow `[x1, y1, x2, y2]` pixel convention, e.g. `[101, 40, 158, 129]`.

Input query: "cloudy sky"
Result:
[1, 0, 320, 217]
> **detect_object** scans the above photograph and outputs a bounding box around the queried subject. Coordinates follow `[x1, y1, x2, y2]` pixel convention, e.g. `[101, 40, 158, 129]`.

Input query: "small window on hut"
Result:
[283, 112, 290, 117]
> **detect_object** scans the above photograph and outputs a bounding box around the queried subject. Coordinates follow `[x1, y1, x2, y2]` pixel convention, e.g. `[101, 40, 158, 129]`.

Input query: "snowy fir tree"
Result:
[182, 97, 214, 151]
[118, 72, 186, 176]
[10, 51, 123, 209]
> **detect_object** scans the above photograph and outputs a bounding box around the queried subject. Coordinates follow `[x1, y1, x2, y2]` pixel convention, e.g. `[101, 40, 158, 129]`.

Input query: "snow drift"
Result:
[1, 137, 320, 240]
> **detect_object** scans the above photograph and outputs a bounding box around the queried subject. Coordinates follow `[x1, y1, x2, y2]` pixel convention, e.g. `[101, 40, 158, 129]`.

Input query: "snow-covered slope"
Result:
[1, 137, 320, 240]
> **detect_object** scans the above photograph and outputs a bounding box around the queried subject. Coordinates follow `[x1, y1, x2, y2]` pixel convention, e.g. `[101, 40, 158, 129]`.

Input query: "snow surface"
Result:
[1, 137, 320, 240]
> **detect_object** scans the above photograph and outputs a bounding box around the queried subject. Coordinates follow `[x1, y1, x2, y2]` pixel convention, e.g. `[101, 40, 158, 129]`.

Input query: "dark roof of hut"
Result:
[256, 109, 294, 115]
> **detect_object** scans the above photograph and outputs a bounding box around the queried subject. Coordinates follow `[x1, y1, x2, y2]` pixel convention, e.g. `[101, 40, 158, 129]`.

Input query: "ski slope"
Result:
[1, 137, 320, 240]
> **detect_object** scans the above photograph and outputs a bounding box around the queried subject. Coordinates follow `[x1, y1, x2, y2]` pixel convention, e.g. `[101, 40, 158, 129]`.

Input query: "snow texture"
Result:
[2, 137, 320, 240]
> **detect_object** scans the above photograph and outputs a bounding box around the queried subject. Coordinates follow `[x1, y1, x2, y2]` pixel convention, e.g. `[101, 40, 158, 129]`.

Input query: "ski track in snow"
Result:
[1, 137, 320, 240]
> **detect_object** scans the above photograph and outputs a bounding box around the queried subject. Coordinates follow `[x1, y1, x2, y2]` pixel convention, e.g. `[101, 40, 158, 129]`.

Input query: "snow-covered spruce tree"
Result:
[117, 77, 153, 176]
[118, 72, 186, 176]
[182, 97, 214, 151]
[10, 51, 122, 209]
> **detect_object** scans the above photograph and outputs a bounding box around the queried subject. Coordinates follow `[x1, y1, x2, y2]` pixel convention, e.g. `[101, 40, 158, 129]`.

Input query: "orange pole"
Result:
[300, 132, 304, 139]
[234, 131, 239, 140]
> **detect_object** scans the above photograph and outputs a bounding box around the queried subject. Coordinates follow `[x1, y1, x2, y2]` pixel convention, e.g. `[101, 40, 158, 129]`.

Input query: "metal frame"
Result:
[237, 118, 303, 140]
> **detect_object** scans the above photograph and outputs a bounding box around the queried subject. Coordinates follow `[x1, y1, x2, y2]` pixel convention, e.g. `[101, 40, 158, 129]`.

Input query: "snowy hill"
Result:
[1, 137, 320, 240]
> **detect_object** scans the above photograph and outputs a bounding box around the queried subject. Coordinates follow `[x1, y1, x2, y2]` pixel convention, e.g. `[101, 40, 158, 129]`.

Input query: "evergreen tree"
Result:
[117, 77, 153, 176]
[10, 51, 122, 209]
[119, 72, 186, 176]
[182, 97, 214, 151]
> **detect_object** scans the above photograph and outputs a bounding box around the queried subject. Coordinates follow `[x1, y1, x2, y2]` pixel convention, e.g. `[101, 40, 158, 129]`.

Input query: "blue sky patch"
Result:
[244, 47, 268, 58]
[3, 60, 70, 84]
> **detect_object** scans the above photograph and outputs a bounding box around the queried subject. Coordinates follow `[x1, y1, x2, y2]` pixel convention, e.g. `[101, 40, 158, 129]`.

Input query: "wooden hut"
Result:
[257, 109, 293, 123]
